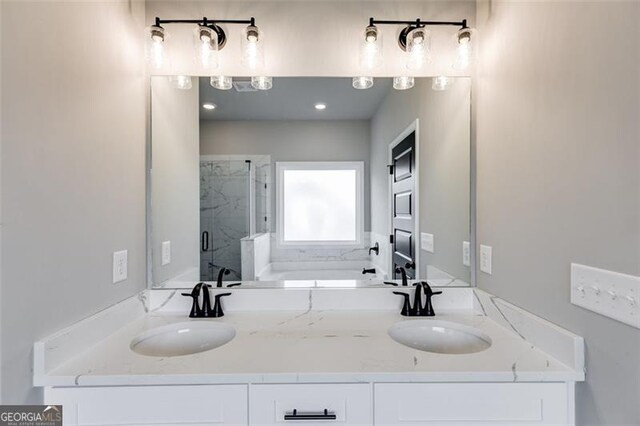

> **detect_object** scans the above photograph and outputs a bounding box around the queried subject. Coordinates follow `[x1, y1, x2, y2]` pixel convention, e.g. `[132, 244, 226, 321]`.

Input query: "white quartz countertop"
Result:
[38, 308, 582, 387]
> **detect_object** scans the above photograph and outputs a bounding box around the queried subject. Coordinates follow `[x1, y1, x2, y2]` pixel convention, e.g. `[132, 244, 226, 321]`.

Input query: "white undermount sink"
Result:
[130, 321, 235, 357]
[388, 319, 492, 355]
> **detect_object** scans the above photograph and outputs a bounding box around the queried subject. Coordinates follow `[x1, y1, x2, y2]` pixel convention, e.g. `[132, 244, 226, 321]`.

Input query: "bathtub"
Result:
[256, 260, 386, 281]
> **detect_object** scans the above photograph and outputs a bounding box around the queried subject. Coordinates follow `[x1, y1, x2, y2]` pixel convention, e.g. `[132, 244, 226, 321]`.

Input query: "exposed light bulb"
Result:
[405, 27, 430, 70]
[393, 76, 414, 90]
[169, 75, 192, 90]
[432, 76, 451, 91]
[251, 76, 273, 90]
[202, 103, 217, 110]
[352, 76, 374, 90]
[454, 27, 476, 70]
[314, 103, 327, 110]
[210, 75, 232, 90]
[194, 25, 218, 71]
[242, 25, 265, 70]
[147, 25, 167, 71]
[359, 25, 382, 70]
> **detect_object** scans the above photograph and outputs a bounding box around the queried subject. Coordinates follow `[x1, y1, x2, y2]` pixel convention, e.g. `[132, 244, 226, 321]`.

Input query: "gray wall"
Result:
[0, 1, 147, 403]
[200, 120, 371, 231]
[370, 79, 471, 282]
[475, 2, 640, 425]
[151, 77, 200, 286]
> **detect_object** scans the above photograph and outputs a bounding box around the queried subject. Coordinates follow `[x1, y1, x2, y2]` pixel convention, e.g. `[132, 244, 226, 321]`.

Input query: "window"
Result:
[277, 162, 364, 246]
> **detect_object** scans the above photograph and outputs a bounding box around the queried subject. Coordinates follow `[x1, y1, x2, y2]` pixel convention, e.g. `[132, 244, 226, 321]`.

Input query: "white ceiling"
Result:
[199, 77, 392, 121]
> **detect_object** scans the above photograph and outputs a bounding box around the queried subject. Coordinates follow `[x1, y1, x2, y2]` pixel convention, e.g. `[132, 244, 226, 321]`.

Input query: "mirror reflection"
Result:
[150, 77, 471, 288]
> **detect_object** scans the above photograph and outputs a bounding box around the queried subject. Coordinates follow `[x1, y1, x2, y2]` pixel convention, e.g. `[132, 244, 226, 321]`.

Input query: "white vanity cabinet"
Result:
[46, 382, 574, 426]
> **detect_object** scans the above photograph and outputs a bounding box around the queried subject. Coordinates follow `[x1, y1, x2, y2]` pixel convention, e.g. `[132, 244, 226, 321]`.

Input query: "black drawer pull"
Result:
[284, 409, 337, 421]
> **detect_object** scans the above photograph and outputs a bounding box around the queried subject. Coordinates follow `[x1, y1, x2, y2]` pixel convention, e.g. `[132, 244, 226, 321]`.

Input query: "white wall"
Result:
[370, 78, 471, 282]
[151, 77, 200, 286]
[475, 2, 640, 424]
[0, 1, 147, 403]
[145, 0, 476, 77]
[200, 120, 371, 231]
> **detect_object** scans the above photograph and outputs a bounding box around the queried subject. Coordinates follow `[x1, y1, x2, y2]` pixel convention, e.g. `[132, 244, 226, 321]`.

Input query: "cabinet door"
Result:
[374, 383, 570, 426]
[45, 385, 248, 426]
[250, 384, 372, 425]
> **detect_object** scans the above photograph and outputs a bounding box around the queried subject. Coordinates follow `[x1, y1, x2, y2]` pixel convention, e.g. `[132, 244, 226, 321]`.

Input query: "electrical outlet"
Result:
[161, 241, 171, 266]
[113, 250, 128, 284]
[421, 232, 434, 253]
[480, 245, 492, 275]
[571, 263, 640, 328]
[463, 241, 471, 267]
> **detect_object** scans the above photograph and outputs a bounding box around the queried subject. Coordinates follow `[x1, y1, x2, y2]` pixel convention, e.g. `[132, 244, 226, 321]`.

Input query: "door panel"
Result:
[391, 132, 416, 279]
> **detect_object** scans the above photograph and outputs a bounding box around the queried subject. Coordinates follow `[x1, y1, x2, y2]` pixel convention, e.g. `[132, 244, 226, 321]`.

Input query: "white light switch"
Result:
[113, 250, 128, 284]
[161, 241, 171, 266]
[421, 232, 434, 253]
[571, 263, 640, 329]
[480, 245, 492, 275]
[463, 241, 471, 267]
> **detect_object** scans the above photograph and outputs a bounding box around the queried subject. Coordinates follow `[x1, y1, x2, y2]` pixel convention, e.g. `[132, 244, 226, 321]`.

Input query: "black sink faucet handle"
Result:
[421, 282, 443, 316]
[393, 291, 412, 316]
[405, 261, 416, 270]
[216, 268, 231, 287]
[210, 292, 232, 318]
[181, 282, 204, 318]
[226, 283, 242, 288]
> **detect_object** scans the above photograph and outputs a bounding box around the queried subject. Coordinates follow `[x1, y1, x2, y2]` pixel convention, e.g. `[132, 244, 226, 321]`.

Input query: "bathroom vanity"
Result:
[35, 286, 584, 425]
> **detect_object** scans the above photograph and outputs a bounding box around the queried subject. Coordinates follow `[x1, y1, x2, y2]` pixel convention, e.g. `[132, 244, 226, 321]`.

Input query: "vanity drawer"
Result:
[374, 383, 570, 426]
[45, 385, 248, 426]
[249, 384, 372, 425]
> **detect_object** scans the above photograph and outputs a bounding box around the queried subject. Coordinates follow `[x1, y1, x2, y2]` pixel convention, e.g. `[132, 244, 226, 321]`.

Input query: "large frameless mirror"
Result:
[149, 76, 472, 289]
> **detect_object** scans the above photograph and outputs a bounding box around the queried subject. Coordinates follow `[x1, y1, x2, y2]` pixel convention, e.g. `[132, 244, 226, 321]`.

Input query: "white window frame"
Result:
[276, 161, 365, 248]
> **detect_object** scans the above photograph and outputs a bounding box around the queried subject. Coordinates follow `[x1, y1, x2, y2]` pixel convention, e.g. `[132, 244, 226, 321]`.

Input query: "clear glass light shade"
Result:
[432, 76, 452, 91]
[193, 25, 219, 71]
[453, 27, 476, 70]
[242, 25, 265, 70]
[352, 76, 374, 90]
[146, 25, 168, 71]
[169, 75, 193, 90]
[359, 25, 382, 70]
[393, 76, 414, 90]
[405, 27, 431, 70]
[210, 75, 233, 90]
[251, 76, 273, 90]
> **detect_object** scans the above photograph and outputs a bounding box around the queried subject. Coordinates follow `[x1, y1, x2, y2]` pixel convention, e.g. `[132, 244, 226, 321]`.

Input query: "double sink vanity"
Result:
[35, 281, 584, 425]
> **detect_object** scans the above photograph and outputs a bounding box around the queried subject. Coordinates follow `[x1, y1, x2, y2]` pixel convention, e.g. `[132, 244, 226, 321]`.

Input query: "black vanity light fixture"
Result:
[354, 17, 476, 90]
[146, 16, 272, 91]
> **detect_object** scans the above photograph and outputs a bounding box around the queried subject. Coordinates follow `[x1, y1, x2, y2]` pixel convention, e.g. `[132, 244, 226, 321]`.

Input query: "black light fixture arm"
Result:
[155, 16, 255, 27]
[369, 17, 467, 30]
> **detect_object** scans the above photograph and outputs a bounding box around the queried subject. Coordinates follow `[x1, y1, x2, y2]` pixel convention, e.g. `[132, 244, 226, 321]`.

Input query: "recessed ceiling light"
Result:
[202, 103, 217, 110]
[314, 103, 327, 110]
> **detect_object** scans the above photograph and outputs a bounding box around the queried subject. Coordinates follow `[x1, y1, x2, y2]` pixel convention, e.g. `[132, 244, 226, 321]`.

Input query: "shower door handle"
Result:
[201, 231, 209, 252]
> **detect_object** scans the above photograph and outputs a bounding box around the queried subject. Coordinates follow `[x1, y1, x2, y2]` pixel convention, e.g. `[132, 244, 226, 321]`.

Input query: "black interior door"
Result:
[391, 132, 416, 279]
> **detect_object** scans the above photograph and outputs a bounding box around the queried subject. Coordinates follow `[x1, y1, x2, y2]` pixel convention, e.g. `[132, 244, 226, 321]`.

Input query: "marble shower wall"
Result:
[200, 156, 271, 281]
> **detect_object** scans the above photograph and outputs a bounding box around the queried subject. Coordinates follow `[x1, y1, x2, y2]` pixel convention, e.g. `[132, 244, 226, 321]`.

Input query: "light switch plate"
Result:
[570, 263, 640, 328]
[113, 250, 128, 284]
[161, 241, 171, 266]
[463, 241, 471, 267]
[480, 245, 492, 275]
[421, 232, 434, 253]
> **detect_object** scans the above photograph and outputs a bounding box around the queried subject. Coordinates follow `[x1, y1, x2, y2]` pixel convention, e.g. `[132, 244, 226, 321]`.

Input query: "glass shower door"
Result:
[200, 159, 250, 281]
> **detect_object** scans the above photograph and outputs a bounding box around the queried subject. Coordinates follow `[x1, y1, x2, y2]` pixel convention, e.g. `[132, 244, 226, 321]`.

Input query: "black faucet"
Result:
[181, 282, 205, 318]
[216, 268, 230, 287]
[395, 266, 409, 286]
[362, 267, 376, 275]
[368, 242, 379, 256]
[181, 282, 232, 318]
[393, 281, 442, 317]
